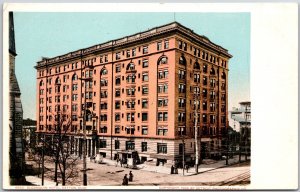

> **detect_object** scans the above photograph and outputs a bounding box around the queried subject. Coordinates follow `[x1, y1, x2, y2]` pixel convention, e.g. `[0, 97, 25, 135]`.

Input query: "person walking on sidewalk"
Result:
[185, 164, 189, 173]
[171, 165, 174, 174]
[122, 174, 128, 186]
[129, 171, 133, 182]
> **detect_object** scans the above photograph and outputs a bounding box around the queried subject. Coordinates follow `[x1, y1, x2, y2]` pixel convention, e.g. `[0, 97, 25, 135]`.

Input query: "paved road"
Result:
[27, 156, 250, 187]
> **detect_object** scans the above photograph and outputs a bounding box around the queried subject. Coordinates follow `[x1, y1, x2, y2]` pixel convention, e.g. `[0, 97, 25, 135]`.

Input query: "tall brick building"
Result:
[35, 22, 231, 165]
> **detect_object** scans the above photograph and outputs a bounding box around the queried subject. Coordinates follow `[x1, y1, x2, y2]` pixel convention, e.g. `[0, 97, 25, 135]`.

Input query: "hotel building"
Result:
[35, 22, 232, 165]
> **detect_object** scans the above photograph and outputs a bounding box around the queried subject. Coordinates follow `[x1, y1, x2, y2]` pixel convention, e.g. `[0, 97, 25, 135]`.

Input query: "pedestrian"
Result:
[120, 158, 123, 167]
[116, 157, 119, 167]
[185, 164, 189, 173]
[129, 171, 133, 182]
[122, 174, 128, 186]
[171, 165, 174, 174]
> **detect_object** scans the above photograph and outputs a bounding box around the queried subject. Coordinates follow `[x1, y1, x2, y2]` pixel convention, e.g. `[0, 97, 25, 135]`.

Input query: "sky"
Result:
[13, 12, 250, 122]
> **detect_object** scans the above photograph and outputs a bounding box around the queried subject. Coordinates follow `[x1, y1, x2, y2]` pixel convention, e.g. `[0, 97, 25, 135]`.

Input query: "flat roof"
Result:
[35, 21, 232, 68]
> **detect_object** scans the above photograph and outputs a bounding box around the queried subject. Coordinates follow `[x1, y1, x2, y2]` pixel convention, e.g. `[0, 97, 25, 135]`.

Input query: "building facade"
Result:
[35, 22, 232, 165]
[230, 101, 251, 156]
[9, 12, 26, 184]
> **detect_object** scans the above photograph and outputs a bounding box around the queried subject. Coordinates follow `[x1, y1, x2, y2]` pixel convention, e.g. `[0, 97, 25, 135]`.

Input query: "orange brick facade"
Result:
[35, 22, 231, 164]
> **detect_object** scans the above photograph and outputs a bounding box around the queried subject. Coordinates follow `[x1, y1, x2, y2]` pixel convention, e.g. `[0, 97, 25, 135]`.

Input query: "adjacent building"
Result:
[9, 12, 26, 184]
[230, 101, 251, 156]
[35, 22, 232, 165]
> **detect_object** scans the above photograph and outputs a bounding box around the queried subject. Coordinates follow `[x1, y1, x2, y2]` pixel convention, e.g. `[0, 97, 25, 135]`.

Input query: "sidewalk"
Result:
[100, 155, 249, 176]
[26, 176, 59, 186]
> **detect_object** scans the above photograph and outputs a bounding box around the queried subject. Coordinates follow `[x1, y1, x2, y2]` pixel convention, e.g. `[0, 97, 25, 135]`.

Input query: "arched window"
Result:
[86, 110, 92, 121]
[158, 56, 168, 65]
[55, 77, 61, 85]
[39, 80, 44, 86]
[100, 68, 108, 75]
[210, 67, 216, 75]
[126, 63, 135, 71]
[179, 55, 186, 65]
[194, 62, 200, 69]
[72, 74, 78, 81]
[221, 72, 226, 79]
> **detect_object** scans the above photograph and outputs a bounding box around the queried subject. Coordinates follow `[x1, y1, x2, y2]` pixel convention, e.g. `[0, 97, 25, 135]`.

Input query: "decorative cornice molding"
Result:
[35, 22, 232, 69]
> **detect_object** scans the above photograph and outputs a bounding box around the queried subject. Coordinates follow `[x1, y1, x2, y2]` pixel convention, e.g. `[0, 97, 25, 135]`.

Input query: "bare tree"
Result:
[46, 111, 80, 186]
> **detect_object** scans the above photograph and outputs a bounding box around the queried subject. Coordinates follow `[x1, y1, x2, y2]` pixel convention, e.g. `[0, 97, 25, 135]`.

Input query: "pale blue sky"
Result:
[13, 12, 250, 120]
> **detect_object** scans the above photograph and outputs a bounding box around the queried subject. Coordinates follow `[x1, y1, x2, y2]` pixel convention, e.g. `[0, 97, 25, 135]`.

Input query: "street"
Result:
[26, 154, 250, 187]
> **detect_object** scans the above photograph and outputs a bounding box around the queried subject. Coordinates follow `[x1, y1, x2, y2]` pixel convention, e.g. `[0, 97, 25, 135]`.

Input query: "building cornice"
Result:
[35, 22, 232, 70]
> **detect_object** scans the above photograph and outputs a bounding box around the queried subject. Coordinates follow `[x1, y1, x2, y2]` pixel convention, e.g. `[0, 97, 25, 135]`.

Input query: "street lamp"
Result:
[79, 76, 92, 186]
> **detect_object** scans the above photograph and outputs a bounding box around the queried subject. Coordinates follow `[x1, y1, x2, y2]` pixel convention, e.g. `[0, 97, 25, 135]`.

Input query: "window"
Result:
[157, 143, 167, 154]
[202, 114, 207, 123]
[210, 115, 216, 124]
[203, 102, 207, 110]
[100, 102, 107, 110]
[142, 73, 149, 82]
[100, 114, 107, 121]
[158, 56, 168, 65]
[203, 64, 208, 73]
[115, 126, 120, 134]
[142, 113, 148, 121]
[178, 84, 186, 93]
[101, 68, 108, 75]
[114, 140, 120, 149]
[126, 113, 135, 122]
[100, 79, 108, 86]
[179, 56, 186, 65]
[210, 79, 216, 88]
[142, 86, 148, 95]
[178, 112, 186, 122]
[141, 142, 147, 151]
[126, 87, 135, 96]
[115, 89, 121, 97]
[142, 127, 148, 135]
[142, 60, 148, 68]
[158, 112, 168, 121]
[100, 126, 107, 133]
[203, 77, 207, 86]
[115, 76, 121, 85]
[72, 84, 78, 91]
[126, 50, 130, 58]
[178, 40, 182, 49]
[126, 63, 135, 71]
[178, 70, 186, 80]
[183, 42, 187, 51]
[116, 65, 121, 73]
[157, 42, 162, 51]
[72, 115, 77, 121]
[126, 141, 135, 150]
[143, 46, 148, 54]
[164, 40, 169, 49]
[101, 91, 108, 98]
[194, 74, 200, 83]
[72, 94, 78, 101]
[132, 48, 136, 57]
[178, 98, 185, 108]
[100, 139, 107, 148]
[115, 113, 121, 121]
[72, 104, 77, 112]
[116, 52, 121, 60]
[142, 99, 148, 108]
[126, 100, 135, 109]
[115, 101, 120, 109]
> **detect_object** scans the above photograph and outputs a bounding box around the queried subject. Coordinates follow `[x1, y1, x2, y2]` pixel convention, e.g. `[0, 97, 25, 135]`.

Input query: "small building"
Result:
[230, 101, 251, 156]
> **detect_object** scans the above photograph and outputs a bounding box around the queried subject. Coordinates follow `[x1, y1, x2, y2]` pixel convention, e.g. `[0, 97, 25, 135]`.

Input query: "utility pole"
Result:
[182, 138, 185, 176]
[41, 133, 45, 186]
[82, 78, 88, 186]
[245, 105, 248, 161]
[194, 93, 199, 173]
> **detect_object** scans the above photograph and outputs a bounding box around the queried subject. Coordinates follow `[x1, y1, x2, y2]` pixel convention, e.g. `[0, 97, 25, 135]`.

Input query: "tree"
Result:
[45, 111, 80, 186]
